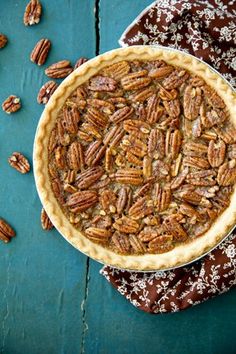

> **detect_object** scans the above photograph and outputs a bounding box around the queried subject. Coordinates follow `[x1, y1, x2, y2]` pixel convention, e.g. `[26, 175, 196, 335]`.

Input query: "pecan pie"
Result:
[34, 47, 236, 270]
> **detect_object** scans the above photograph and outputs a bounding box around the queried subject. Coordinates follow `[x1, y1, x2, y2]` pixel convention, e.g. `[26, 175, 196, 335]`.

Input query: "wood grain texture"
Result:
[0, 1, 236, 354]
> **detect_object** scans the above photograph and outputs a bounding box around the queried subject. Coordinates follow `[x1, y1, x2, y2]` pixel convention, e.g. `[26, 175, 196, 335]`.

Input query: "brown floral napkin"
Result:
[101, 0, 236, 313]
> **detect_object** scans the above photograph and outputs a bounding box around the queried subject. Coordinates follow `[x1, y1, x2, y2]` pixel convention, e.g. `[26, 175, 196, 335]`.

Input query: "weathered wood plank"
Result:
[0, 1, 96, 353]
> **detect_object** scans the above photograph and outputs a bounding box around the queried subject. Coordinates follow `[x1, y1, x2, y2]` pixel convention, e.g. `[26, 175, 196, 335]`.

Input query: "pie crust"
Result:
[33, 46, 236, 271]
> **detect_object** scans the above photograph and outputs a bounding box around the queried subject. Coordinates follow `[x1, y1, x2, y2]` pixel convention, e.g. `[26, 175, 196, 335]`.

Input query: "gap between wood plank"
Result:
[80, 1, 100, 352]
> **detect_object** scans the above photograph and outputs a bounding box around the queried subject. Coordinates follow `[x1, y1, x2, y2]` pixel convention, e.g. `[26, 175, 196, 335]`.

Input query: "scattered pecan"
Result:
[76, 166, 103, 189]
[8, 152, 30, 174]
[2, 95, 21, 114]
[37, 81, 58, 104]
[24, 0, 42, 26]
[67, 190, 98, 212]
[0, 34, 8, 48]
[0, 219, 15, 243]
[41, 208, 53, 230]
[89, 76, 117, 91]
[74, 57, 88, 70]
[30, 38, 51, 65]
[45, 60, 73, 79]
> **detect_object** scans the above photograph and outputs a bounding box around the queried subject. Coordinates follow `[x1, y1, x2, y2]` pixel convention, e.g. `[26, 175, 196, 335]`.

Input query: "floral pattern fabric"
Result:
[101, 233, 236, 313]
[119, 0, 236, 89]
[101, 0, 236, 314]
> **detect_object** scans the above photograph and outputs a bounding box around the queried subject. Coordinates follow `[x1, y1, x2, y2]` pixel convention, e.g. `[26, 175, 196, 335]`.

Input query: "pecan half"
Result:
[99, 189, 117, 213]
[37, 81, 58, 104]
[128, 197, 153, 219]
[159, 86, 178, 101]
[67, 190, 98, 212]
[111, 232, 130, 254]
[113, 216, 139, 234]
[148, 129, 165, 159]
[55, 146, 67, 170]
[102, 61, 130, 80]
[162, 69, 189, 90]
[87, 98, 115, 114]
[121, 70, 151, 90]
[76, 166, 103, 189]
[148, 235, 174, 253]
[148, 65, 174, 79]
[130, 87, 154, 103]
[170, 167, 188, 190]
[214, 124, 236, 144]
[103, 124, 125, 147]
[129, 235, 146, 253]
[116, 186, 132, 214]
[202, 109, 228, 128]
[45, 60, 73, 79]
[153, 184, 171, 212]
[0, 219, 15, 243]
[165, 129, 182, 159]
[2, 95, 21, 114]
[183, 85, 202, 120]
[67, 141, 84, 170]
[183, 156, 210, 169]
[0, 34, 8, 48]
[183, 142, 208, 157]
[217, 160, 236, 186]
[186, 170, 216, 186]
[24, 0, 42, 26]
[143, 156, 152, 178]
[89, 76, 117, 91]
[146, 94, 164, 123]
[163, 98, 180, 117]
[41, 208, 53, 230]
[202, 85, 225, 109]
[123, 119, 150, 134]
[163, 219, 188, 241]
[115, 168, 143, 185]
[30, 38, 51, 65]
[110, 106, 134, 124]
[207, 140, 226, 167]
[63, 105, 80, 133]
[86, 107, 108, 129]
[85, 140, 106, 166]
[74, 57, 88, 70]
[85, 227, 112, 243]
[8, 152, 30, 174]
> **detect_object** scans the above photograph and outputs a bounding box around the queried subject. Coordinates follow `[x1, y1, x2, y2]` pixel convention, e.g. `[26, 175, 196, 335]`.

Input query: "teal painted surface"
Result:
[0, 1, 235, 354]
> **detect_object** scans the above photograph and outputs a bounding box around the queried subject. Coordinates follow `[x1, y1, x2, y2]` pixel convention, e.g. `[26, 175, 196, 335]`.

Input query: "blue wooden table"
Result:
[0, 1, 236, 353]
